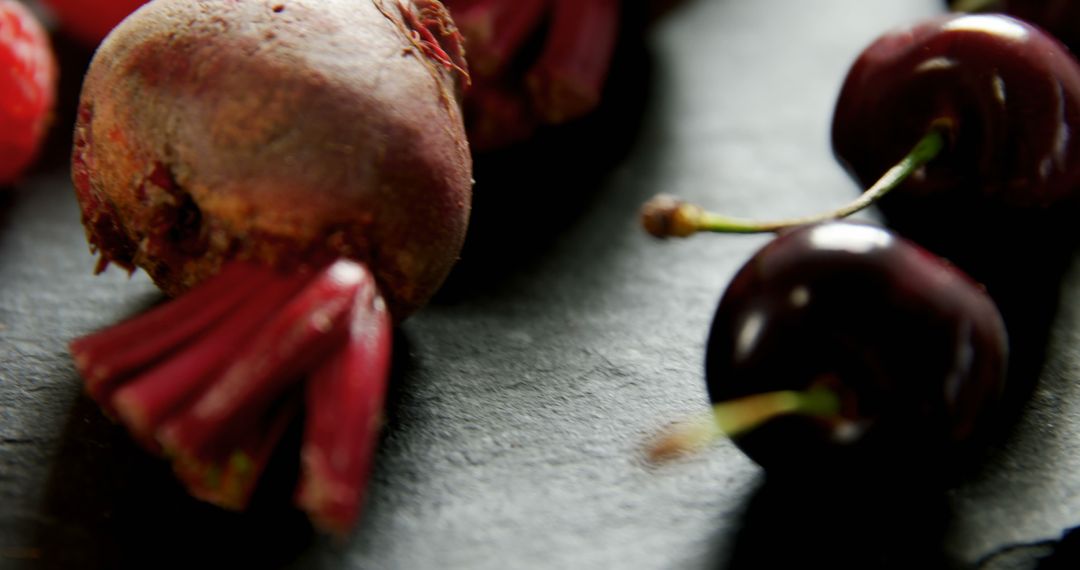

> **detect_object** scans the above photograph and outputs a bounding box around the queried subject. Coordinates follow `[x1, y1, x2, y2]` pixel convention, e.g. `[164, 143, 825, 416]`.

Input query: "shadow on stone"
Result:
[434, 8, 658, 306]
[719, 474, 952, 570]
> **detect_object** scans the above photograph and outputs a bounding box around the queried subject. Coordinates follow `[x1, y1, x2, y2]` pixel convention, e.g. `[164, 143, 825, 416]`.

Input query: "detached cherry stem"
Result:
[641, 126, 947, 237]
[647, 387, 840, 463]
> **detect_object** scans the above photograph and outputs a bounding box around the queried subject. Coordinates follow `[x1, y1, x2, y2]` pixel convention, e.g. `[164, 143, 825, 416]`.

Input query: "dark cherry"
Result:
[830, 14, 1080, 389]
[830, 13, 1080, 335]
[947, 0, 1080, 52]
[642, 14, 1060, 480]
[645, 14, 1080, 279]
[704, 222, 1007, 478]
[833, 13, 1080, 212]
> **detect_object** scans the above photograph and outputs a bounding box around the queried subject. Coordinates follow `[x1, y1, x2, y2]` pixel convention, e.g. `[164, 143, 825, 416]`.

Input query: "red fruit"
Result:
[832, 14, 1080, 212]
[829, 13, 1080, 303]
[0, 0, 57, 185]
[39, 0, 147, 45]
[705, 222, 1008, 477]
[947, 0, 1080, 52]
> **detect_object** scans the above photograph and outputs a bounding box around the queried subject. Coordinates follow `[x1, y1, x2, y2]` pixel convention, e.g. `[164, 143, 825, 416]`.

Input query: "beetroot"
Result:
[69, 0, 471, 533]
[74, 0, 471, 317]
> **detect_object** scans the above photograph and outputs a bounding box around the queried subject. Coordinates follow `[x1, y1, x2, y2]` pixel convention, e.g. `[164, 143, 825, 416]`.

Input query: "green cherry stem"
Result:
[950, 0, 1002, 14]
[641, 126, 947, 238]
[647, 386, 840, 463]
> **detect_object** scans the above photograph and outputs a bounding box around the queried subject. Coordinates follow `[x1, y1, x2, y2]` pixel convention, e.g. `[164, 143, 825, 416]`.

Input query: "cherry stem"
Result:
[641, 127, 947, 237]
[950, 0, 1001, 13]
[647, 387, 840, 463]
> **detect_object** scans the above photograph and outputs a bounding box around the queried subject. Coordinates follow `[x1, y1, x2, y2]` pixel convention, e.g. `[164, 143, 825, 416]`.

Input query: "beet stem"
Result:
[450, 0, 551, 78]
[71, 263, 265, 400]
[295, 264, 393, 535]
[110, 272, 311, 450]
[70, 258, 399, 524]
[171, 396, 301, 510]
[526, 0, 620, 123]
[156, 260, 368, 462]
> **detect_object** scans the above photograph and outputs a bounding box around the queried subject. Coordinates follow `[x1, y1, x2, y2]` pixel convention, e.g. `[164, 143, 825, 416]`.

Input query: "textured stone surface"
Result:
[3, 0, 1080, 568]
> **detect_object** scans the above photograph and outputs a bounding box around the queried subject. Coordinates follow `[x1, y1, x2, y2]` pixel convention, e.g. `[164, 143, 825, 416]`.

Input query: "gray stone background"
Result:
[3, 0, 1079, 568]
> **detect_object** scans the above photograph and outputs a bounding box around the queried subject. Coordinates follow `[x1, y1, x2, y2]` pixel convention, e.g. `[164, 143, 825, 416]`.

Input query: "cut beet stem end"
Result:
[646, 387, 840, 463]
[641, 127, 947, 237]
[69, 258, 395, 531]
[171, 397, 300, 510]
[296, 276, 392, 535]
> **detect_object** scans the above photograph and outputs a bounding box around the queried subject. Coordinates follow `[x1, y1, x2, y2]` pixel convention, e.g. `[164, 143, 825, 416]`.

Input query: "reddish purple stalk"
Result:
[157, 262, 366, 460]
[71, 263, 264, 403]
[172, 396, 300, 510]
[444, 0, 622, 149]
[296, 274, 392, 535]
[109, 274, 309, 449]
[452, 0, 550, 77]
[69, 259, 394, 529]
[527, 0, 620, 124]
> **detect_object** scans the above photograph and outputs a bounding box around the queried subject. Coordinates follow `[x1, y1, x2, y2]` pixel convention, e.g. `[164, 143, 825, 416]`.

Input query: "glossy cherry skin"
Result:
[833, 14, 1080, 211]
[705, 222, 1008, 478]
[832, 13, 1080, 361]
[948, 0, 1080, 52]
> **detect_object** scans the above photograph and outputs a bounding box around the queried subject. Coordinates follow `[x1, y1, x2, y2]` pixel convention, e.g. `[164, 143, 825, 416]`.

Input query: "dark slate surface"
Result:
[3, 0, 1080, 568]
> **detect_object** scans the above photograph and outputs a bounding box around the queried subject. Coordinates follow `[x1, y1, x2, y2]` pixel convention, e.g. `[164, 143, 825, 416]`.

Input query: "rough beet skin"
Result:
[73, 0, 472, 320]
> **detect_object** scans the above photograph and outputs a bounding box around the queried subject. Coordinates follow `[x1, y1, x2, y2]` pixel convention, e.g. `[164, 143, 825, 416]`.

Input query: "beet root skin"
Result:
[72, 0, 472, 320]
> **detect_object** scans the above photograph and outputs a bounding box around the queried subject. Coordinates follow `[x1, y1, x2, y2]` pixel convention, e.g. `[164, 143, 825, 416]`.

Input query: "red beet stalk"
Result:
[296, 272, 392, 535]
[71, 264, 295, 410]
[70, 259, 395, 525]
[450, 0, 550, 77]
[171, 395, 300, 510]
[444, 0, 623, 149]
[156, 261, 368, 461]
[109, 273, 309, 449]
[526, 0, 620, 124]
